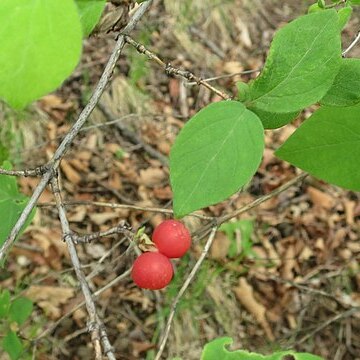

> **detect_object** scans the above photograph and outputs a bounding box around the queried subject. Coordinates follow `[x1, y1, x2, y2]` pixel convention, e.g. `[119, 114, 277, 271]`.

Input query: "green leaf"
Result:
[201, 337, 324, 360]
[75, 0, 106, 37]
[308, 3, 323, 13]
[0, 0, 82, 109]
[0, 289, 11, 318]
[320, 58, 360, 106]
[0, 199, 32, 246]
[2, 331, 23, 360]
[276, 104, 360, 191]
[338, 6, 352, 29]
[0, 161, 18, 198]
[0, 161, 36, 249]
[248, 10, 341, 113]
[249, 107, 299, 129]
[317, 0, 326, 8]
[349, 0, 360, 4]
[236, 82, 250, 102]
[9, 297, 33, 325]
[170, 101, 264, 218]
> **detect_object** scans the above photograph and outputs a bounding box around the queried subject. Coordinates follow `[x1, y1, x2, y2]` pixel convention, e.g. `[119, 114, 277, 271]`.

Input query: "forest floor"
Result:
[0, 0, 359, 359]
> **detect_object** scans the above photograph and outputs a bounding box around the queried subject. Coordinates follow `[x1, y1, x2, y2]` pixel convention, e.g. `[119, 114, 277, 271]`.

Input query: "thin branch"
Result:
[0, 166, 47, 177]
[154, 227, 218, 360]
[193, 173, 308, 241]
[85, 238, 130, 281]
[82, 113, 140, 131]
[218, 172, 307, 224]
[95, 179, 134, 204]
[63, 327, 88, 343]
[296, 307, 359, 345]
[50, 176, 107, 360]
[266, 274, 349, 307]
[0, 2, 153, 358]
[342, 30, 360, 57]
[98, 319, 116, 359]
[124, 35, 231, 100]
[34, 269, 131, 342]
[50, 2, 153, 169]
[0, 0, 153, 263]
[186, 69, 261, 86]
[8, 112, 172, 158]
[37, 200, 215, 220]
[97, 102, 169, 166]
[188, 26, 225, 59]
[8, 113, 142, 157]
[74, 222, 133, 244]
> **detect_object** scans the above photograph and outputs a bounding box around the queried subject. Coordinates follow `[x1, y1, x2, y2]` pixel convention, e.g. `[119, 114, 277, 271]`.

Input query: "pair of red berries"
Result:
[131, 220, 191, 290]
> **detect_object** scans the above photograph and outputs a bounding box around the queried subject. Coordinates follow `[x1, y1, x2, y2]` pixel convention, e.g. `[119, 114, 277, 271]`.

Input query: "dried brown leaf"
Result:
[281, 244, 296, 280]
[307, 187, 335, 210]
[68, 206, 87, 222]
[61, 160, 82, 185]
[210, 231, 230, 260]
[25, 286, 75, 319]
[139, 168, 166, 187]
[89, 211, 119, 225]
[233, 278, 274, 340]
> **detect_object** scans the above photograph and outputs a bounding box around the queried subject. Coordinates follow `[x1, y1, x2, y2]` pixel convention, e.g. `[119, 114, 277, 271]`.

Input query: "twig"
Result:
[0, 0, 153, 263]
[0, 1, 153, 358]
[74, 222, 133, 243]
[49, 1, 153, 170]
[193, 173, 308, 240]
[266, 274, 349, 307]
[85, 238, 129, 281]
[50, 176, 108, 360]
[124, 35, 231, 100]
[34, 269, 131, 342]
[219, 173, 307, 224]
[8, 113, 142, 157]
[82, 113, 139, 131]
[342, 30, 360, 57]
[0, 166, 46, 177]
[37, 200, 215, 220]
[98, 318, 116, 359]
[97, 102, 169, 166]
[154, 227, 218, 360]
[296, 307, 359, 345]
[186, 69, 261, 86]
[188, 26, 225, 59]
[63, 327, 88, 343]
[95, 179, 135, 204]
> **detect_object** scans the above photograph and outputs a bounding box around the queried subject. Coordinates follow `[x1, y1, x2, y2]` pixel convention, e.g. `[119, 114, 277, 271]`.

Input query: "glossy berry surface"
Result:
[131, 252, 173, 290]
[152, 220, 191, 258]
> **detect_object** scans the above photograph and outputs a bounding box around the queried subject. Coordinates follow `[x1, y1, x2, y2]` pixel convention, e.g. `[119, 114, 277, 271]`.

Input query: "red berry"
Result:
[131, 252, 173, 290]
[152, 220, 191, 258]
